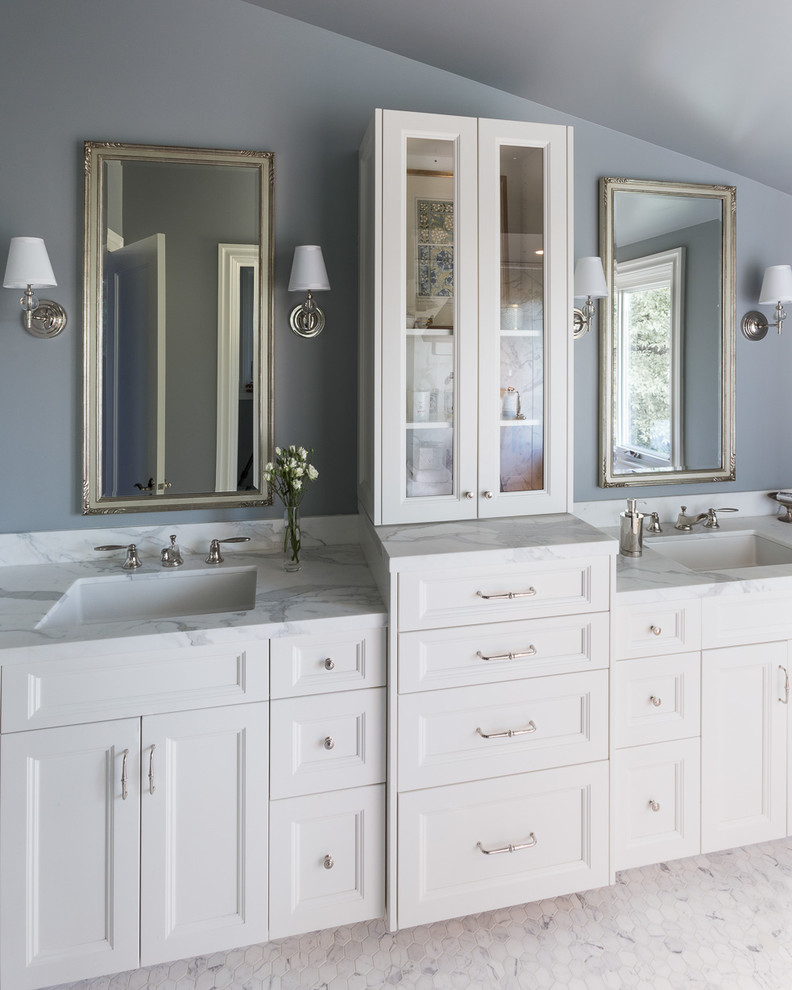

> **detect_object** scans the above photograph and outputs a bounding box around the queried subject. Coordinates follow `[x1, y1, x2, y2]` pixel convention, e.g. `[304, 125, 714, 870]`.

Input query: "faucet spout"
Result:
[673, 506, 708, 531]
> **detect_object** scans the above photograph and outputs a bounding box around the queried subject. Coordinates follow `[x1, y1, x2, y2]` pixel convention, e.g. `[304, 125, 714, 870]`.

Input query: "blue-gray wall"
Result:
[2, 0, 791, 532]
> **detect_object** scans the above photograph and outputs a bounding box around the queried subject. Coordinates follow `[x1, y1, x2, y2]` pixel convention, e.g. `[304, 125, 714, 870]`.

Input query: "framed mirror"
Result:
[83, 142, 273, 513]
[599, 176, 736, 487]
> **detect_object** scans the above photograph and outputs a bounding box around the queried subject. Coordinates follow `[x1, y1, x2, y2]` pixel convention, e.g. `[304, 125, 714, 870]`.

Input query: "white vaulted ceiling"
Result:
[241, 0, 792, 196]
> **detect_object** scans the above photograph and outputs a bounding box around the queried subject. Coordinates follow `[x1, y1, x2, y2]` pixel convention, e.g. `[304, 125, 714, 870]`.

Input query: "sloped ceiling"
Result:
[241, 0, 792, 196]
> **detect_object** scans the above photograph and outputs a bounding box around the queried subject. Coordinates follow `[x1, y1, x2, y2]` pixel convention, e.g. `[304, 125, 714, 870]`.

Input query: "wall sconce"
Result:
[741, 265, 792, 341]
[288, 244, 330, 338]
[572, 256, 608, 339]
[3, 237, 67, 338]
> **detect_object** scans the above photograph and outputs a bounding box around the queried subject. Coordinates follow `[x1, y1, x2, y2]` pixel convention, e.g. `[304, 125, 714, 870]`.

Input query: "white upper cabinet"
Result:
[358, 109, 573, 524]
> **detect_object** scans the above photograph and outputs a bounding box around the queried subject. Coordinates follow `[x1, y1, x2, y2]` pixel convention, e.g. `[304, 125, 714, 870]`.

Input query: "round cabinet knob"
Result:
[650, 695, 662, 708]
[483, 491, 494, 500]
[650, 625, 662, 636]
[464, 491, 474, 500]
[323, 736, 335, 750]
[323, 854, 334, 870]
[323, 658, 335, 670]
[649, 800, 660, 812]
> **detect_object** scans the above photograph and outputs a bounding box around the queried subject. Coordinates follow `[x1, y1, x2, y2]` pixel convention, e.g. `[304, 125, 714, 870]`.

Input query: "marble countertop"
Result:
[612, 513, 792, 603]
[369, 513, 618, 572]
[0, 543, 386, 661]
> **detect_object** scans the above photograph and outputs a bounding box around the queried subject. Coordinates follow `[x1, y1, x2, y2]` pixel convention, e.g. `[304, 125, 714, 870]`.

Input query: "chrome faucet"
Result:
[94, 543, 142, 568]
[206, 535, 251, 564]
[674, 506, 738, 531]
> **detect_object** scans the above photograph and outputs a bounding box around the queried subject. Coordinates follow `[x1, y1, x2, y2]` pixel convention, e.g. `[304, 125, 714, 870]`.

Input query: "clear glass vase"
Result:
[283, 505, 301, 571]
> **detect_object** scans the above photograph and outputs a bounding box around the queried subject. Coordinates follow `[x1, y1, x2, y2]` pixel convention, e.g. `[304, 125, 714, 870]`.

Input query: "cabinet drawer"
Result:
[398, 557, 610, 631]
[701, 592, 792, 648]
[399, 612, 608, 693]
[269, 784, 385, 939]
[613, 739, 700, 871]
[614, 599, 701, 659]
[397, 762, 608, 928]
[399, 670, 608, 790]
[613, 652, 700, 748]
[270, 626, 386, 699]
[270, 688, 385, 798]
[0, 642, 269, 733]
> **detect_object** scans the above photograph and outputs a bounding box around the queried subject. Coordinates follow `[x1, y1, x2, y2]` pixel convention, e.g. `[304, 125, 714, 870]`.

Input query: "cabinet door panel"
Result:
[140, 703, 269, 965]
[701, 643, 787, 853]
[0, 719, 140, 990]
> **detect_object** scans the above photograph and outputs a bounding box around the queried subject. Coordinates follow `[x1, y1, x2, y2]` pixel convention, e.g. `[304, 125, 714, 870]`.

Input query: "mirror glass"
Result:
[599, 177, 735, 487]
[83, 142, 273, 513]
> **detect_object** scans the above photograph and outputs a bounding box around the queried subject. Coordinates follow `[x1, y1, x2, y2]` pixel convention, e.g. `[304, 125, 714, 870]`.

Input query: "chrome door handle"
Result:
[477, 832, 537, 855]
[476, 588, 537, 601]
[649, 800, 660, 812]
[780, 665, 790, 705]
[650, 695, 662, 707]
[650, 625, 662, 636]
[121, 748, 129, 801]
[323, 854, 334, 870]
[324, 736, 335, 750]
[476, 646, 536, 662]
[476, 720, 536, 740]
[323, 658, 335, 670]
[148, 744, 156, 794]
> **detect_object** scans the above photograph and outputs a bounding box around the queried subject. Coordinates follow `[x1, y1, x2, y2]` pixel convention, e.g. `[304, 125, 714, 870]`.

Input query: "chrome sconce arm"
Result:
[288, 244, 330, 338]
[572, 256, 608, 339]
[3, 237, 67, 338]
[742, 265, 792, 341]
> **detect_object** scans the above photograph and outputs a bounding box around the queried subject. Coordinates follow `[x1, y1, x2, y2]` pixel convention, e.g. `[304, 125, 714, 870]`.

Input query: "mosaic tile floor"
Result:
[56, 838, 792, 989]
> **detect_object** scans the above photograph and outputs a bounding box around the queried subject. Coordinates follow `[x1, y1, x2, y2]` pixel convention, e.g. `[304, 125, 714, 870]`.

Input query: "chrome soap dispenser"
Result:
[619, 498, 645, 557]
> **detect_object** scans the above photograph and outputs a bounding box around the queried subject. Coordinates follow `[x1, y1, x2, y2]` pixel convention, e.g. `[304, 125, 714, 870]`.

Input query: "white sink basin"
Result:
[646, 532, 792, 571]
[37, 566, 258, 630]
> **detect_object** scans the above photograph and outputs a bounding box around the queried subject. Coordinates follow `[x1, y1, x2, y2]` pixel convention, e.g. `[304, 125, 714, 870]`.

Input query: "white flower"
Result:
[293, 479, 302, 491]
[275, 446, 282, 455]
[307, 465, 318, 480]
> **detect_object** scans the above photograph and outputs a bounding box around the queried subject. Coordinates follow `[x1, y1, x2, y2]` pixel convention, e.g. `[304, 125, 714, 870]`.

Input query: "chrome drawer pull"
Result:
[476, 646, 537, 663]
[477, 832, 537, 856]
[121, 748, 129, 801]
[780, 665, 790, 705]
[649, 625, 662, 636]
[148, 744, 156, 795]
[324, 736, 335, 750]
[323, 854, 334, 870]
[476, 588, 537, 601]
[650, 695, 662, 708]
[476, 720, 536, 740]
[323, 658, 335, 670]
[649, 800, 660, 812]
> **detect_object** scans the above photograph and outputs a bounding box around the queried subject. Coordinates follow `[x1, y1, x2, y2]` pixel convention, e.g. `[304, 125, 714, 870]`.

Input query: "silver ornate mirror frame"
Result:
[83, 142, 274, 513]
[599, 176, 736, 488]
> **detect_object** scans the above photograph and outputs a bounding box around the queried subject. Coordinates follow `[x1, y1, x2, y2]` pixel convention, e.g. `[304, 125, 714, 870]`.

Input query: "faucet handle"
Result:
[161, 534, 184, 567]
[646, 511, 662, 534]
[95, 544, 142, 569]
[704, 507, 738, 529]
[206, 536, 251, 564]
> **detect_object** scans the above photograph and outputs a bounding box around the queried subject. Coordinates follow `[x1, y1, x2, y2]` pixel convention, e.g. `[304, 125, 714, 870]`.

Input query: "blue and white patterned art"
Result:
[417, 199, 454, 297]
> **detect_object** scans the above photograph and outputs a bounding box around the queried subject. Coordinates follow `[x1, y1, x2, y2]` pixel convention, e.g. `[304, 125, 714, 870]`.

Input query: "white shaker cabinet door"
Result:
[139, 703, 269, 965]
[701, 642, 788, 854]
[0, 719, 141, 990]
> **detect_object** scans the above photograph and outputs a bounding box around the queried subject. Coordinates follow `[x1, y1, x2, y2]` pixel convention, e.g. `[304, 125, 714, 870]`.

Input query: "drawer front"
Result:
[270, 626, 386, 699]
[399, 670, 608, 790]
[270, 687, 385, 798]
[399, 613, 609, 693]
[398, 557, 610, 631]
[613, 652, 701, 748]
[613, 738, 700, 872]
[269, 784, 385, 939]
[1, 642, 269, 733]
[614, 599, 701, 659]
[398, 762, 609, 928]
[701, 593, 792, 649]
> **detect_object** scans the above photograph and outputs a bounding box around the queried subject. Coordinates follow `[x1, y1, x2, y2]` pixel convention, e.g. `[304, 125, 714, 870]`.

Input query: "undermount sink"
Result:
[646, 532, 792, 571]
[37, 566, 258, 630]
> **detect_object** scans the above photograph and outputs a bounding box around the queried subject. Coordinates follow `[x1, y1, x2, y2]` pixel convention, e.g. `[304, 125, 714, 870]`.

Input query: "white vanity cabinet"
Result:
[391, 551, 612, 929]
[0, 643, 270, 990]
[268, 627, 387, 939]
[358, 109, 572, 525]
[611, 600, 702, 872]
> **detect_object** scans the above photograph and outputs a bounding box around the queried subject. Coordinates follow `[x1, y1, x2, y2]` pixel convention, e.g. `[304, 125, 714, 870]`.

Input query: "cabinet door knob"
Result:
[323, 854, 334, 870]
[464, 491, 474, 500]
[650, 695, 662, 708]
[324, 658, 335, 670]
[324, 736, 335, 750]
[649, 800, 660, 812]
[483, 490, 494, 500]
[650, 625, 662, 636]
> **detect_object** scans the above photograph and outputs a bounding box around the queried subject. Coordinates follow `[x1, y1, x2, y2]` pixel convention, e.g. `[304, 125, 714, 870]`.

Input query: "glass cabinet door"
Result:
[380, 112, 478, 523]
[477, 119, 571, 516]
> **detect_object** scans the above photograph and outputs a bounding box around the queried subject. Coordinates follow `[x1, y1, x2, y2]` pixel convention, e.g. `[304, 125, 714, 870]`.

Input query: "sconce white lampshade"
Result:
[3, 237, 57, 289]
[574, 256, 608, 299]
[759, 265, 792, 304]
[288, 245, 330, 292]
